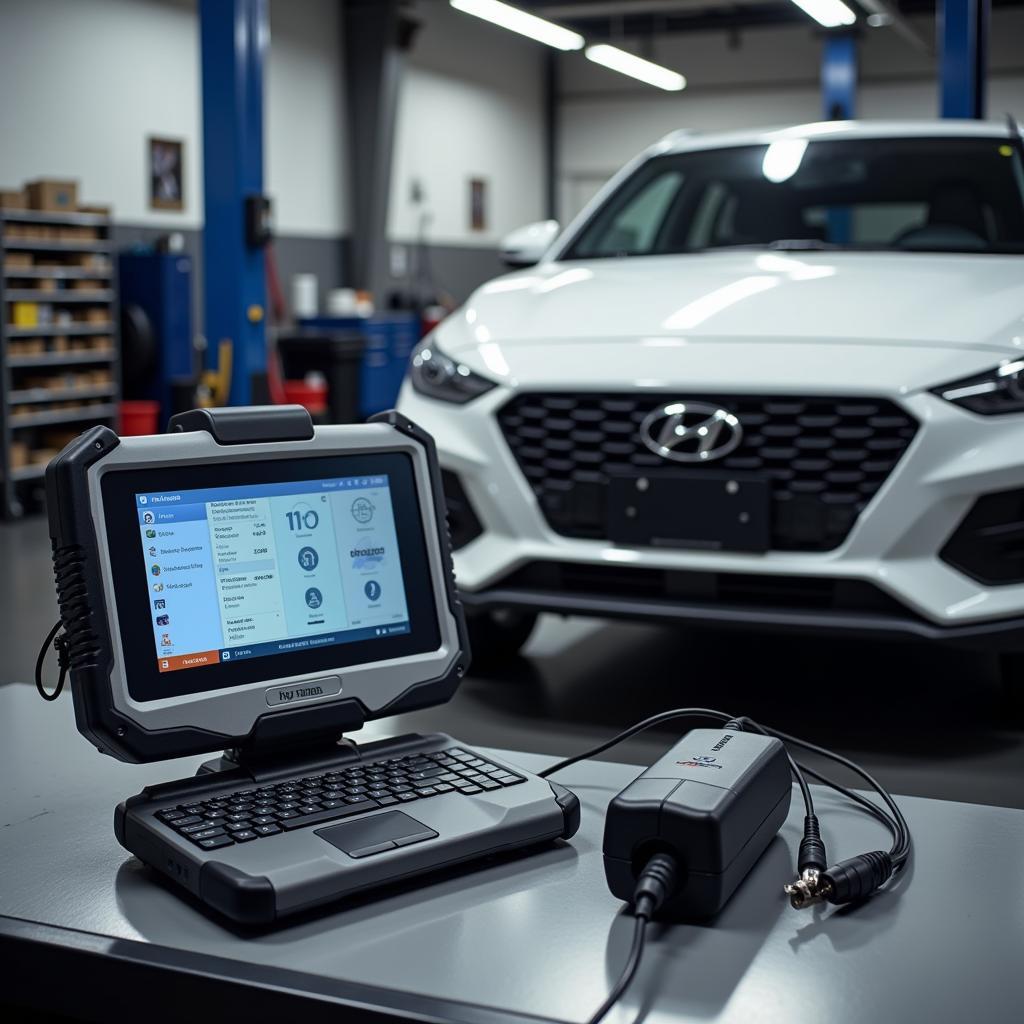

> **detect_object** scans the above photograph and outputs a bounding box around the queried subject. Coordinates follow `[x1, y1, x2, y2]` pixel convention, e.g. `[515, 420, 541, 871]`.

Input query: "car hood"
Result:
[439, 251, 1024, 351]
[431, 250, 1024, 394]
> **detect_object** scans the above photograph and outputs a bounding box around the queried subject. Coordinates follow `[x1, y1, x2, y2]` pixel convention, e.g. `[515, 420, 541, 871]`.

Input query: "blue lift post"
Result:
[199, 0, 268, 406]
[822, 33, 857, 122]
[822, 33, 856, 244]
[939, 0, 990, 119]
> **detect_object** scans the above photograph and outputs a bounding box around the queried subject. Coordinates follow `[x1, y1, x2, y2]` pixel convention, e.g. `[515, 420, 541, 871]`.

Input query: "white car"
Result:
[398, 120, 1024, 692]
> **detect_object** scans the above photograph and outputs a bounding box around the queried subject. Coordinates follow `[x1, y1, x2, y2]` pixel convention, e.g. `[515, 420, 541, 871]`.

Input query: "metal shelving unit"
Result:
[5, 289, 114, 303]
[1, 207, 120, 517]
[3, 239, 113, 253]
[5, 266, 113, 281]
[8, 324, 114, 338]
[8, 350, 117, 368]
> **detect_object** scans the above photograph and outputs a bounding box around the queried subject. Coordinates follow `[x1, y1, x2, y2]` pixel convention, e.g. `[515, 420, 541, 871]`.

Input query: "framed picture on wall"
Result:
[149, 137, 184, 211]
[469, 177, 487, 232]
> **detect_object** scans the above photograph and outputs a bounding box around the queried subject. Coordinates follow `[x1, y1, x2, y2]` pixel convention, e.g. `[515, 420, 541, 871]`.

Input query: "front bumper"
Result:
[398, 381, 1024, 649]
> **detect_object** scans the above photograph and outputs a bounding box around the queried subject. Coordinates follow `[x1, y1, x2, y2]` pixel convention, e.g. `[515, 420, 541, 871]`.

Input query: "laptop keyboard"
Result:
[155, 747, 526, 851]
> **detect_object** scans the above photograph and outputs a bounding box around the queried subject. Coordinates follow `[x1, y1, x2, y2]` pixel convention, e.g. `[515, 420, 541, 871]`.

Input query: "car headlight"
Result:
[408, 341, 496, 404]
[933, 360, 1024, 415]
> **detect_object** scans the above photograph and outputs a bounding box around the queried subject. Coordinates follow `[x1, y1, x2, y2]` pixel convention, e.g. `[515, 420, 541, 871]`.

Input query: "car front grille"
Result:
[497, 392, 919, 552]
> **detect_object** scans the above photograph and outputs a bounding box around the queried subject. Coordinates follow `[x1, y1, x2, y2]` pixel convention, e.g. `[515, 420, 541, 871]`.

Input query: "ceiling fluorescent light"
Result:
[585, 44, 686, 91]
[449, 0, 584, 50]
[788, 0, 857, 28]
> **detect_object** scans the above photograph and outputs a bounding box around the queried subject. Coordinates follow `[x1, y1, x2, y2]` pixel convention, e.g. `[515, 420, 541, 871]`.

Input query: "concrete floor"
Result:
[4, 515, 1022, 810]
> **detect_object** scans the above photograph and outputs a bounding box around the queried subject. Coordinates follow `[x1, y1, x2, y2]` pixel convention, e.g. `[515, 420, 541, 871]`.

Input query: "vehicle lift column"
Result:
[822, 32, 856, 243]
[343, 0, 407, 302]
[199, 0, 269, 406]
[939, 0, 990, 119]
[822, 32, 857, 122]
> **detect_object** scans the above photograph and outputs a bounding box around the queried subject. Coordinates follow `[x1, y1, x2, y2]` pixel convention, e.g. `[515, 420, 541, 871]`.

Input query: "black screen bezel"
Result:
[101, 451, 441, 702]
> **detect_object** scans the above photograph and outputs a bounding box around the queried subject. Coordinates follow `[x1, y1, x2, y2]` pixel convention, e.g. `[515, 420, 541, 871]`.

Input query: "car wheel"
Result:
[465, 609, 538, 671]
[999, 652, 1024, 717]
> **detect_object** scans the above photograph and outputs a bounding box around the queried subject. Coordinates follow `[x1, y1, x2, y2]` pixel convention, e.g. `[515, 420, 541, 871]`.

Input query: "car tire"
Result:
[999, 652, 1024, 718]
[465, 609, 538, 671]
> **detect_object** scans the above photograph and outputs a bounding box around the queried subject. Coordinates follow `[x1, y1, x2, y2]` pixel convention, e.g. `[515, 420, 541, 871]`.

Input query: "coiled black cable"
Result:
[35, 620, 69, 701]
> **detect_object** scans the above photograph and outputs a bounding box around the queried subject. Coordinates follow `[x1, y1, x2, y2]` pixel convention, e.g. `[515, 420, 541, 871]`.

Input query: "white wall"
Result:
[556, 11, 1024, 222]
[388, 0, 547, 248]
[0, 0, 347, 235]
[0, 0, 202, 228]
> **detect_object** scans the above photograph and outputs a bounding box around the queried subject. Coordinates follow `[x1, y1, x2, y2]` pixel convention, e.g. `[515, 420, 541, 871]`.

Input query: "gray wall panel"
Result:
[111, 225, 496, 346]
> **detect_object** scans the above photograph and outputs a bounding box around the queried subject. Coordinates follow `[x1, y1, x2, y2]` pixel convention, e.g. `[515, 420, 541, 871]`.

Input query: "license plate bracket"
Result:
[607, 471, 771, 553]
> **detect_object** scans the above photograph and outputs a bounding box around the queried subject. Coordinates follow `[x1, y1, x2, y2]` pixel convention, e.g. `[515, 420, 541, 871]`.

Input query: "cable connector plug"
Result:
[819, 851, 894, 906]
[783, 814, 829, 909]
[632, 852, 679, 920]
[797, 814, 827, 875]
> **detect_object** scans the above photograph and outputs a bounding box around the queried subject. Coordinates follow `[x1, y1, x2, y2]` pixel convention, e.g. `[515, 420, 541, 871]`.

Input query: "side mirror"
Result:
[499, 220, 560, 268]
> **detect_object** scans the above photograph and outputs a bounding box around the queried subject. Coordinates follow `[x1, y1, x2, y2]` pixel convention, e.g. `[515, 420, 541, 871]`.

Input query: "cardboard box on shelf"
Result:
[40, 429, 80, 450]
[19, 339, 47, 355]
[9, 441, 30, 470]
[3, 253, 33, 270]
[0, 187, 28, 210]
[8, 339, 43, 357]
[83, 308, 111, 324]
[70, 253, 111, 271]
[27, 179, 79, 213]
[77, 204, 111, 218]
[30, 447, 60, 466]
[58, 226, 89, 242]
[71, 279, 105, 292]
[90, 335, 113, 351]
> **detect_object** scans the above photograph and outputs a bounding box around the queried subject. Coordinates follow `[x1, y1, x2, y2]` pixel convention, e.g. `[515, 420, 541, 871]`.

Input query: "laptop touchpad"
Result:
[316, 811, 439, 858]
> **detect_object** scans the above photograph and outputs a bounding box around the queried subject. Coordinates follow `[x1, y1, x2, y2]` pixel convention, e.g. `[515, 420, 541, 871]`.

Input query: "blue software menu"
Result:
[135, 475, 411, 673]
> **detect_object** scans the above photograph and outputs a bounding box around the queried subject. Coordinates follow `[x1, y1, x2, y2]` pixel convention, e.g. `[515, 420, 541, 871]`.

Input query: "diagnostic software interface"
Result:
[135, 475, 410, 674]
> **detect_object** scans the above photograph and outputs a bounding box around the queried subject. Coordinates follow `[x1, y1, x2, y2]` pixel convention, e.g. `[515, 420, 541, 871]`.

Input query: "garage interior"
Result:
[1, 1, 1023, 1022]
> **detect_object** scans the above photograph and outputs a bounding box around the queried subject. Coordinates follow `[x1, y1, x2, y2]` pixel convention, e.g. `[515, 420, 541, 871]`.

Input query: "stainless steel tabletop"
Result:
[1, 685, 1021, 1023]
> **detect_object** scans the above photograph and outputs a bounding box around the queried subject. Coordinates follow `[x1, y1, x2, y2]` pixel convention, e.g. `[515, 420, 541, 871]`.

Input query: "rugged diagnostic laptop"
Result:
[46, 406, 579, 924]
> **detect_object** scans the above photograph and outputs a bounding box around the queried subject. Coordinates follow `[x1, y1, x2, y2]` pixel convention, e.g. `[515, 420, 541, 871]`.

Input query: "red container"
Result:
[282, 379, 328, 415]
[120, 400, 160, 436]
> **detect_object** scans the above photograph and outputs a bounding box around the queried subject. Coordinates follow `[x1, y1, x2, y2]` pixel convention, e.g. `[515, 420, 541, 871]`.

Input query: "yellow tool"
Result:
[197, 339, 233, 407]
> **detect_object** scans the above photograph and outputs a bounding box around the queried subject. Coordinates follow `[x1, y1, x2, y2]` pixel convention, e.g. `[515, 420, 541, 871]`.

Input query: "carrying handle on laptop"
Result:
[168, 405, 314, 444]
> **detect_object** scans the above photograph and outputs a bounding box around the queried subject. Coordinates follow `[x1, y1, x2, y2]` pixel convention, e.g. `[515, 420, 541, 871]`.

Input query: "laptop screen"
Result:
[101, 451, 441, 703]
[135, 473, 411, 676]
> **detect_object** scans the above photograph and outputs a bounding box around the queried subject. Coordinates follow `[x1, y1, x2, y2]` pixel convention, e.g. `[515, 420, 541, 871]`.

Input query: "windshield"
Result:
[564, 137, 1024, 258]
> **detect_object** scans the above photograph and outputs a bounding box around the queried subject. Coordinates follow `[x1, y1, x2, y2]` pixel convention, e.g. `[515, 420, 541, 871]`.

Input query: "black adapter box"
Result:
[603, 728, 791, 919]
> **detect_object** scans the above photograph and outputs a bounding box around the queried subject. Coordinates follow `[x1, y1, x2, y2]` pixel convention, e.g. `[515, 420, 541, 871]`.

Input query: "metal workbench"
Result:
[1, 685, 1021, 1022]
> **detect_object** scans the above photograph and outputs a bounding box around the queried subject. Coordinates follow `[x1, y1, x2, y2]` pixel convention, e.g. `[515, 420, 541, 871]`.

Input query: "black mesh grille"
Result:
[497, 392, 918, 552]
